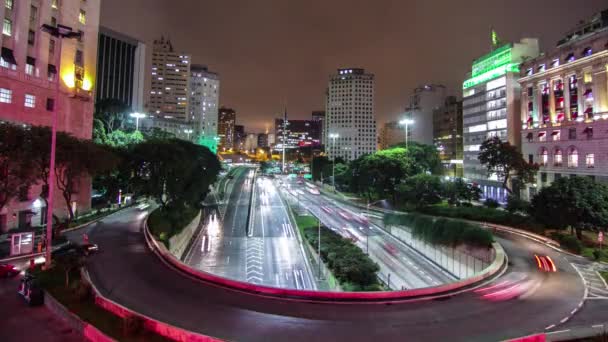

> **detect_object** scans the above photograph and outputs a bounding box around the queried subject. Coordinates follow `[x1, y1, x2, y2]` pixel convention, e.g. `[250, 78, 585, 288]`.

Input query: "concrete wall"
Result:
[168, 211, 202, 260]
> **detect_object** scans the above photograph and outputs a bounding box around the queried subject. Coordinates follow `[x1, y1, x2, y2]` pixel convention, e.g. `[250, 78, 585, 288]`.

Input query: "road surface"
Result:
[281, 178, 454, 289]
[82, 206, 593, 342]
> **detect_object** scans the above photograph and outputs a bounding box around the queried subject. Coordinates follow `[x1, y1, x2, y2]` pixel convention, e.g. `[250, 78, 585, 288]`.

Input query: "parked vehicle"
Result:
[18, 274, 44, 306]
[0, 264, 19, 277]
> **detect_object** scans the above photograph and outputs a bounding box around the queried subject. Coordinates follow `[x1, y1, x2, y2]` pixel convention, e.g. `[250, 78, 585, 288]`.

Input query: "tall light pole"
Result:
[184, 129, 193, 141]
[130, 112, 146, 131]
[329, 133, 339, 192]
[40, 24, 82, 269]
[399, 118, 414, 148]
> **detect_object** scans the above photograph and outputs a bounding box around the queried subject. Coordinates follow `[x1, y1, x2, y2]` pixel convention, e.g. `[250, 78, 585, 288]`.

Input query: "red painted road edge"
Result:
[144, 218, 506, 302]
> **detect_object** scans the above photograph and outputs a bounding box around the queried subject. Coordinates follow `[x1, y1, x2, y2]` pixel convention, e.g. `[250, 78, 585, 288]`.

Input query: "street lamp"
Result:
[399, 118, 414, 148]
[130, 112, 146, 131]
[40, 23, 82, 269]
[329, 133, 339, 192]
[184, 129, 193, 141]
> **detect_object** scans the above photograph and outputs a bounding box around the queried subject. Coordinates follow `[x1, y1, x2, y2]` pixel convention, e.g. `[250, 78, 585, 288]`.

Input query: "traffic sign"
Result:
[599, 231, 603, 243]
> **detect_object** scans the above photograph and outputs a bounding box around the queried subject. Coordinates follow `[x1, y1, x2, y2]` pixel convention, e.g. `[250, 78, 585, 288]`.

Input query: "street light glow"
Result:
[399, 119, 414, 126]
[130, 113, 146, 131]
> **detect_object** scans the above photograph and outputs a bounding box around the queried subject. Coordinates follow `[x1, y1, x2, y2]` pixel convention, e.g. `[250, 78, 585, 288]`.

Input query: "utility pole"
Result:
[282, 107, 287, 174]
[318, 218, 322, 279]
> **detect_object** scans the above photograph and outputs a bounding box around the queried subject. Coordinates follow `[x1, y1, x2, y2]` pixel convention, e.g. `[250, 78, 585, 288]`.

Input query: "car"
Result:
[81, 243, 99, 256]
[534, 254, 557, 272]
[0, 264, 19, 277]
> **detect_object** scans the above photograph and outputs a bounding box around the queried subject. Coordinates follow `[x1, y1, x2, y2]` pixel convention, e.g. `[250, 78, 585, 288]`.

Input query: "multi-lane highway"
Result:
[183, 168, 315, 289]
[82, 205, 593, 341]
[281, 177, 454, 289]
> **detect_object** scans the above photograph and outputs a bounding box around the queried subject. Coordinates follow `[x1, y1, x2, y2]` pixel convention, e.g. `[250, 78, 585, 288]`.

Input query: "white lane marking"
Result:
[545, 324, 556, 330]
[226, 256, 230, 264]
[548, 329, 570, 334]
[592, 324, 604, 328]
[560, 317, 569, 323]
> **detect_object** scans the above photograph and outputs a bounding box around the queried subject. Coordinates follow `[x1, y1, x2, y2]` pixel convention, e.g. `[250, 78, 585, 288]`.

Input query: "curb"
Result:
[143, 210, 507, 303]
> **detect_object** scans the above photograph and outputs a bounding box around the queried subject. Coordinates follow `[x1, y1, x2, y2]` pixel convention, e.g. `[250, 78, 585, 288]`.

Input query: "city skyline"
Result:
[100, 0, 607, 132]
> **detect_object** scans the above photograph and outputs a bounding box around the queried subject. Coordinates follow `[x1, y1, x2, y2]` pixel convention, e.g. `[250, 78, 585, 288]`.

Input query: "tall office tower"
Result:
[433, 96, 464, 177]
[405, 84, 446, 145]
[257, 133, 269, 147]
[149, 37, 190, 121]
[519, 9, 608, 200]
[95, 26, 146, 111]
[234, 124, 245, 151]
[0, 0, 101, 231]
[217, 106, 236, 150]
[190, 64, 220, 151]
[378, 121, 404, 150]
[462, 38, 540, 202]
[325, 68, 377, 161]
[275, 118, 322, 149]
[311, 110, 325, 145]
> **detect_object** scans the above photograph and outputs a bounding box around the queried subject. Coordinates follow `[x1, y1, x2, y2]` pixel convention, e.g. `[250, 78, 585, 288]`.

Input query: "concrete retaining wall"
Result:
[44, 290, 116, 342]
[144, 213, 507, 302]
[168, 211, 202, 260]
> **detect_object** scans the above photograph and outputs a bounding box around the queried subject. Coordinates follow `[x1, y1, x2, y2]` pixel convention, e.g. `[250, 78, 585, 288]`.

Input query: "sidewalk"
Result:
[0, 277, 83, 342]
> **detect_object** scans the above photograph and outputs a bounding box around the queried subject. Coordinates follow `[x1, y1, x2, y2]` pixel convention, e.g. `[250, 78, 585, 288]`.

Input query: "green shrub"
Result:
[506, 196, 530, 214]
[302, 223, 380, 291]
[484, 198, 500, 209]
[148, 204, 199, 242]
[552, 233, 583, 254]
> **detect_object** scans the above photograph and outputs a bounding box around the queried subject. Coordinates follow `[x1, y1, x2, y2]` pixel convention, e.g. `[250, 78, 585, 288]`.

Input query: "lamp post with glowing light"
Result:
[130, 112, 146, 131]
[399, 118, 414, 148]
[184, 129, 193, 141]
[40, 23, 82, 269]
[329, 133, 339, 192]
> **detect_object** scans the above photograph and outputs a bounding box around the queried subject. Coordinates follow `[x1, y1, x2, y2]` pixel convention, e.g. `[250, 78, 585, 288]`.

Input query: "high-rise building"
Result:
[433, 96, 463, 177]
[519, 9, 608, 200]
[0, 0, 101, 231]
[257, 133, 269, 148]
[325, 68, 377, 161]
[275, 118, 322, 150]
[378, 121, 405, 150]
[95, 26, 146, 111]
[312, 110, 325, 145]
[234, 124, 245, 151]
[405, 84, 446, 145]
[217, 107, 236, 150]
[462, 38, 540, 202]
[149, 37, 190, 121]
[244, 133, 258, 151]
[190, 64, 220, 151]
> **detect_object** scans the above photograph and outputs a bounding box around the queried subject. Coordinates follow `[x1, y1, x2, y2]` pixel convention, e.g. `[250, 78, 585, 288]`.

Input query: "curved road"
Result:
[86, 206, 587, 341]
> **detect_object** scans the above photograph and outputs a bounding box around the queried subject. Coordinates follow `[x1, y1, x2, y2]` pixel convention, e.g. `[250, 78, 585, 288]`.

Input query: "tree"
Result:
[0, 124, 38, 212]
[442, 178, 482, 206]
[397, 174, 442, 208]
[311, 156, 330, 182]
[531, 177, 608, 240]
[391, 142, 443, 175]
[94, 98, 130, 134]
[55, 137, 120, 222]
[478, 137, 538, 194]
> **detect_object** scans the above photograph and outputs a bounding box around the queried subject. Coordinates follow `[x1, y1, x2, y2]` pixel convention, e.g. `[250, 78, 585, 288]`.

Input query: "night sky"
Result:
[101, 0, 607, 132]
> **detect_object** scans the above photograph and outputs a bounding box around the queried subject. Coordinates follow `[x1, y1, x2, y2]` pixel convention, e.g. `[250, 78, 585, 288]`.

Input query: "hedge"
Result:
[148, 204, 199, 245]
[384, 212, 494, 248]
[302, 223, 381, 291]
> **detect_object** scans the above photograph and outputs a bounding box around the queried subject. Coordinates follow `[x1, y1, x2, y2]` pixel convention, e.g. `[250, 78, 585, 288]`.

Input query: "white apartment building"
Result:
[462, 38, 540, 202]
[0, 0, 101, 231]
[149, 37, 190, 121]
[190, 64, 220, 147]
[406, 84, 446, 145]
[325, 68, 376, 161]
[519, 9, 608, 200]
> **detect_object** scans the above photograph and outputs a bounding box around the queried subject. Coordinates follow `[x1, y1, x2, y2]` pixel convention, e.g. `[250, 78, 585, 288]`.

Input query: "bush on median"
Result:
[148, 203, 199, 246]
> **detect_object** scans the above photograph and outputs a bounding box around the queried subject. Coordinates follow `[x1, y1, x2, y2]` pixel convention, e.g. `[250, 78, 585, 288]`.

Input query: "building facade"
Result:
[519, 9, 608, 200]
[311, 110, 325, 145]
[406, 84, 446, 145]
[142, 117, 195, 141]
[257, 133, 269, 148]
[275, 118, 322, 150]
[190, 64, 219, 150]
[462, 38, 540, 202]
[95, 26, 145, 111]
[149, 37, 190, 121]
[378, 121, 404, 150]
[234, 124, 245, 151]
[433, 96, 463, 177]
[217, 106, 235, 150]
[325, 68, 376, 161]
[0, 0, 101, 231]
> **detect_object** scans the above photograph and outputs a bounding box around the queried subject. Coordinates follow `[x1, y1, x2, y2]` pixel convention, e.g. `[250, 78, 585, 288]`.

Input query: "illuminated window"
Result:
[0, 88, 12, 103]
[3, 18, 12, 36]
[24, 94, 35, 108]
[30, 5, 38, 21]
[51, 0, 58, 9]
[586, 154, 595, 168]
[78, 9, 86, 24]
[5, 0, 12, 10]
[567, 147, 578, 168]
[552, 130, 560, 141]
[554, 149, 563, 167]
[539, 148, 548, 166]
[583, 72, 592, 83]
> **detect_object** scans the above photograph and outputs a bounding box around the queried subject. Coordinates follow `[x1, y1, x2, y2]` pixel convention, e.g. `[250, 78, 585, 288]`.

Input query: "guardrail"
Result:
[143, 212, 507, 302]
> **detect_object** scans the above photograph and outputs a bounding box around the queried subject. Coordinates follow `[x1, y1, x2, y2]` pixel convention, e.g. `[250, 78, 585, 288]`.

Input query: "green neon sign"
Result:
[197, 135, 220, 154]
[463, 63, 519, 89]
[471, 44, 512, 77]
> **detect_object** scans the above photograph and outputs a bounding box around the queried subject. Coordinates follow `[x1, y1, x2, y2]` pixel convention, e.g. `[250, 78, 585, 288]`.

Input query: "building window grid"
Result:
[0, 88, 12, 103]
[24, 94, 35, 108]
